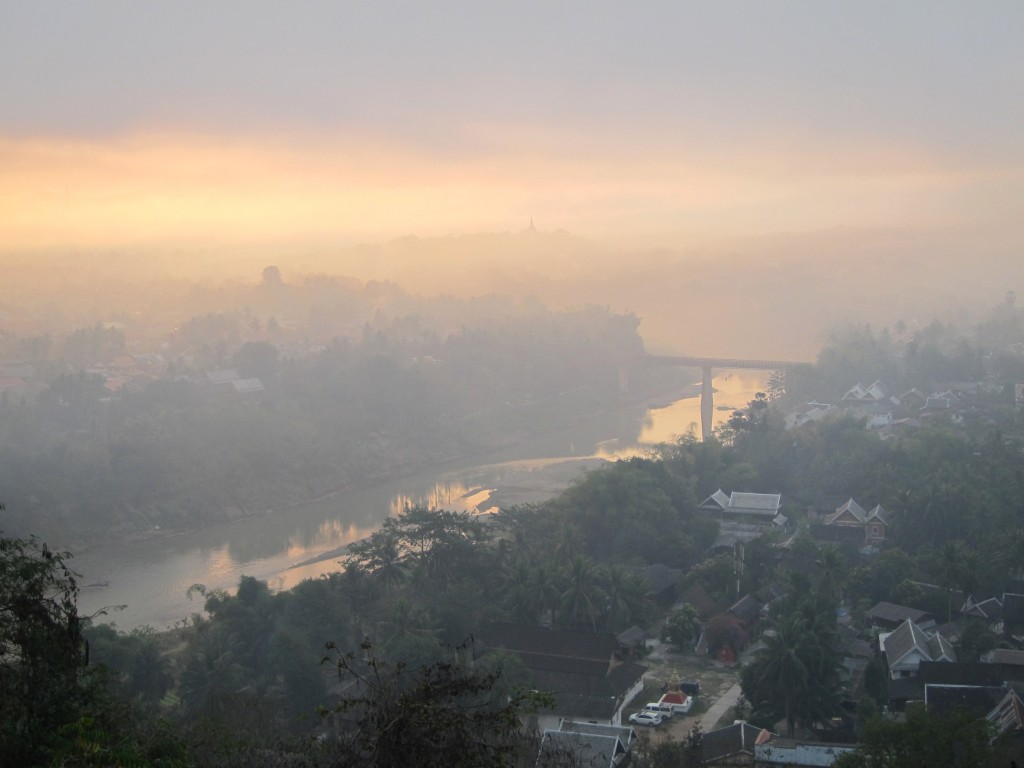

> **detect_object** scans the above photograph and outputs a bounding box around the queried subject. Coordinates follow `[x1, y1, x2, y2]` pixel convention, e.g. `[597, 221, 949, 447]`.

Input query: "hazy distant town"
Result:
[5, 255, 1024, 766]
[5, 2, 1024, 766]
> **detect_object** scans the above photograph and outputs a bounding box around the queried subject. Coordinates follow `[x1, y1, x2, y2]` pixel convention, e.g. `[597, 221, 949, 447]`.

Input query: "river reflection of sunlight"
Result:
[636, 370, 768, 446]
[389, 480, 495, 516]
[81, 370, 774, 631]
[285, 520, 345, 559]
[204, 544, 237, 582]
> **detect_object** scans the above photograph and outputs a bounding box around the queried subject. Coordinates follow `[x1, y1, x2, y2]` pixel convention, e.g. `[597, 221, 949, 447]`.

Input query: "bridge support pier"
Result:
[701, 365, 713, 441]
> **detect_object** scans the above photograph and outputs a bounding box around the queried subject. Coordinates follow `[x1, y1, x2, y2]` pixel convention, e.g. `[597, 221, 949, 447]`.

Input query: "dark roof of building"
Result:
[864, 505, 887, 525]
[755, 738, 857, 766]
[932, 622, 963, 645]
[546, 693, 621, 721]
[926, 632, 956, 661]
[986, 649, 1024, 666]
[925, 684, 1006, 717]
[481, 622, 647, 719]
[1003, 592, 1024, 624]
[868, 601, 931, 626]
[917, 661, 1006, 687]
[886, 675, 923, 703]
[616, 625, 648, 648]
[730, 492, 782, 512]
[841, 657, 869, 703]
[514, 653, 646, 706]
[702, 721, 773, 763]
[605, 661, 647, 695]
[1006, 581, 1024, 595]
[681, 585, 718, 618]
[823, 498, 867, 525]
[964, 596, 1003, 621]
[643, 563, 681, 596]
[729, 594, 763, 624]
[910, 581, 968, 608]
[699, 490, 781, 516]
[842, 637, 874, 659]
[515, 651, 611, 679]
[483, 622, 618, 662]
[811, 523, 868, 545]
[539, 729, 626, 768]
[899, 387, 927, 402]
[559, 720, 636, 746]
[699, 489, 731, 510]
[881, 619, 936, 667]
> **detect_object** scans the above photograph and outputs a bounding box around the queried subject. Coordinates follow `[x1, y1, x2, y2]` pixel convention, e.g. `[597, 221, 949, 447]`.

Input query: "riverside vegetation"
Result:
[5, 298, 1024, 765]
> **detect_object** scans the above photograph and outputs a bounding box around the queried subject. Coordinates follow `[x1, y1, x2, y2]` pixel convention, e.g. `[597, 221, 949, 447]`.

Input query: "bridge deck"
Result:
[644, 355, 808, 370]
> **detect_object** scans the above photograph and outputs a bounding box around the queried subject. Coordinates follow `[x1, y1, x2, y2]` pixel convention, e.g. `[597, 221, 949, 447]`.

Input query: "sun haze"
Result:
[2, 3, 1022, 251]
[2, 2, 1023, 355]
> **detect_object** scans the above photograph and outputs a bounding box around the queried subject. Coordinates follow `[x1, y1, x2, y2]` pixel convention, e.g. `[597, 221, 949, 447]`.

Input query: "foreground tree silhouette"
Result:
[0, 528, 87, 764]
[1, 525, 187, 766]
[321, 638, 547, 767]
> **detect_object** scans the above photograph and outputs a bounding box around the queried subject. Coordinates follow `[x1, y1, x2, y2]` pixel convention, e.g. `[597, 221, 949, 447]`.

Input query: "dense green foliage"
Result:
[322, 640, 546, 768]
[0, 529, 86, 764]
[833, 705, 995, 768]
[741, 573, 844, 737]
[1, 528, 189, 766]
[7, 299, 1024, 763]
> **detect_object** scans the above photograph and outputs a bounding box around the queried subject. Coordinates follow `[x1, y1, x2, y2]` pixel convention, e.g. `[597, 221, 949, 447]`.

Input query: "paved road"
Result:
[639, 638, 757, 742]
[700, 681, 744, 730]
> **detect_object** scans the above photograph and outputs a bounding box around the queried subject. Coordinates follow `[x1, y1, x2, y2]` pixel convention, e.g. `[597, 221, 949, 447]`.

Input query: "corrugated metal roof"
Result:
[729, 492, 782, 511]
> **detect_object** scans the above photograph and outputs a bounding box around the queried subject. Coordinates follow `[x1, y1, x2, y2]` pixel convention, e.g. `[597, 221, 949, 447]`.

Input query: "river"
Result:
[75, 369, 768, 630]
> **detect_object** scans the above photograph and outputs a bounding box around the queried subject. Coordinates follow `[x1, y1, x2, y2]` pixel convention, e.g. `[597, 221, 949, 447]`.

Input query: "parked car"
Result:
[642, 702, 675, 719]
[628, 711, 663, 727]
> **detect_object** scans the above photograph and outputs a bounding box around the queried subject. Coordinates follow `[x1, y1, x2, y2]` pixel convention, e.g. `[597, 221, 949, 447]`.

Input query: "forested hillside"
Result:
[5, 305, 1024, 765]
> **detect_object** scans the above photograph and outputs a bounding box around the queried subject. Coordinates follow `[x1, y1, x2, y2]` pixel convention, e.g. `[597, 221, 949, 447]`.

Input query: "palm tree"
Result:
[600, 565, 633, 632]
[560, 556, 604, 632]
[752, 615, 812, 736]
[937, 541, 964, 623]
[179, 627, 245, 719]
[128, 637, 172, 704]
[814, 545, 846, 605]
[379, 598, 438, 650]
[531, 563, 561, 626]
[598, 561, 638, 634]
[500, 558, 541, 624]
[367, 531, 408, 592]
[743, 610, 842, 738]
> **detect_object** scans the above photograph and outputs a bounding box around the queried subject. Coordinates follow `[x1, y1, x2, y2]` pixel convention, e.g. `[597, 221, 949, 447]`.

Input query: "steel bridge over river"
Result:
[641, 355, 810, 440]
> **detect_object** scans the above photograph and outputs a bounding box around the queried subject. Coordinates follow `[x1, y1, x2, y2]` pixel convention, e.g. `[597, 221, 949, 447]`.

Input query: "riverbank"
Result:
[68, 379, 702, 556]
[71, 371, 765, 630]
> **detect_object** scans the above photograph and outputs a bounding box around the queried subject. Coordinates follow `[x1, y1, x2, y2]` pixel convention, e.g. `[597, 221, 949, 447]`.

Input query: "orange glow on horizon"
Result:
[0, 130, 1008, 251]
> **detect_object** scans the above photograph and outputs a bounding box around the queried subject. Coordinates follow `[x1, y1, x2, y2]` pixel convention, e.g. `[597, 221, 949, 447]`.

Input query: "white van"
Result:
[643, 702, 675, 719]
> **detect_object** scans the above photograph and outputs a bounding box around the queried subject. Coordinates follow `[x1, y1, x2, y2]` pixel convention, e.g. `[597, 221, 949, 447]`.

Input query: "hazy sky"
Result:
[3, 2, 1023, 251]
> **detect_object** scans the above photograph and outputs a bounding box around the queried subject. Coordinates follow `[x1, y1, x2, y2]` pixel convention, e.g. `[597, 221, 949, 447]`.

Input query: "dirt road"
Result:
[630, 639, 750, 743]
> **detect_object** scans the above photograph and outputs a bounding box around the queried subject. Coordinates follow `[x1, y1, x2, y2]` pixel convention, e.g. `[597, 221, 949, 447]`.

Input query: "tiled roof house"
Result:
[880, 619, 956, 680]
[480, 623, 646, 730]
